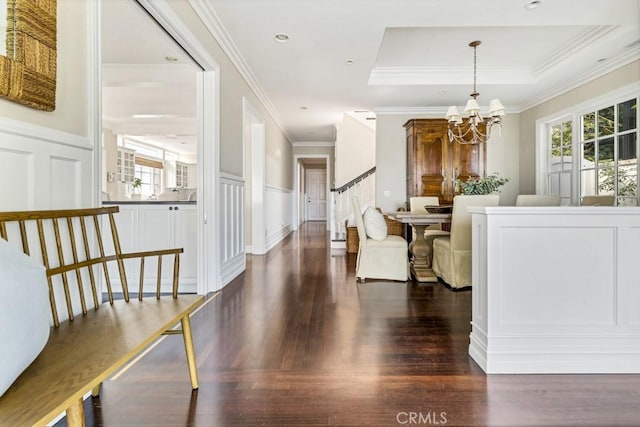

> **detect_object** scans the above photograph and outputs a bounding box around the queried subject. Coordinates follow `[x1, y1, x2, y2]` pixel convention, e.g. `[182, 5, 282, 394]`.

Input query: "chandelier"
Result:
[445, 41, 504, 145]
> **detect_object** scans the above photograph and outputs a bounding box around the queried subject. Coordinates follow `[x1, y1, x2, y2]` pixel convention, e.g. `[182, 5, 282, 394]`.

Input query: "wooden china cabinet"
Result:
[404, 118, 486, 203]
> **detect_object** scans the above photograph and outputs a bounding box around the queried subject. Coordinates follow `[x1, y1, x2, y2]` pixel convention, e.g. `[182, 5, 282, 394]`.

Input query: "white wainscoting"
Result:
[0, 118, 94, 211]
[470, 206, 640, 374]
[220, 175, 245, 286]
[265, 185, 293, 252]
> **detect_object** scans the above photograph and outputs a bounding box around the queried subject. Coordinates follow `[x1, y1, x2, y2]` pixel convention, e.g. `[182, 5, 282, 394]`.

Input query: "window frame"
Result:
[536, 83, 640, 206]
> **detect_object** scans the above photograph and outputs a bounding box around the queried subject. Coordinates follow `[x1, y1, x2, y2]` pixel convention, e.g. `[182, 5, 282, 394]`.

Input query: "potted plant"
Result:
[455, 173, 509, 195]
[130, 178, 143, 200]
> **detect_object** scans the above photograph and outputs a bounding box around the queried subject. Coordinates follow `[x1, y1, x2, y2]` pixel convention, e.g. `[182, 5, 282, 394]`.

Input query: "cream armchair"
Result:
[432, 195, 499, 289]
[515, 194, 562, 206]
[352, 197, 409, 282]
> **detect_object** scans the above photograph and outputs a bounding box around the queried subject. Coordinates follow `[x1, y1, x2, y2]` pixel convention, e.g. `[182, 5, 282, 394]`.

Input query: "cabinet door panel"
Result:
[454, 142, 485, 183]
[174, 206, 198, 287]
[138, 206, 174, 290]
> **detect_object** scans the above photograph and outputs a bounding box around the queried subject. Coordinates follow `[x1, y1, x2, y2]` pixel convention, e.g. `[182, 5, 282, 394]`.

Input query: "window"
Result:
[134, 164, 162, 198]
[547, 118, 573, 205]
[542, 91, 638, 206]
[579, 98, 638, 206]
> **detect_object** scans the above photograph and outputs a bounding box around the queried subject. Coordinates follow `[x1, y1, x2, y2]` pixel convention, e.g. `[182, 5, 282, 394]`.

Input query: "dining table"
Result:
[388, 211, 452, 282]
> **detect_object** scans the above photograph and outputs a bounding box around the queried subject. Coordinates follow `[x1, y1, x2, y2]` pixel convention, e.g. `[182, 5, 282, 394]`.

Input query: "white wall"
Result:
[0, 0, 93, 212]
[335, 114, 375, 187]
[375, 113, 521, 212]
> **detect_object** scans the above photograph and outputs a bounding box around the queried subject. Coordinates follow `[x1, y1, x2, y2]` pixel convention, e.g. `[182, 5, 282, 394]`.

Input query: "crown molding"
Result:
[534, 25, 618, 76]
[188, 0, 291, 143]
[518, 47, 640, 112]
[292, 141, 335, 147]
[368, 66, 535, 86]
[374, 106, 520, 116]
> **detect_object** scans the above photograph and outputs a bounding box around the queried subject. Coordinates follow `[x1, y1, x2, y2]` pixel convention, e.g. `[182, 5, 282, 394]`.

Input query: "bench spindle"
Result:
[108, 212, 130, 301]
[139, 256, 145, 301]
[53, 218, 75, 321]
[93, 215, 114, 304]
[156, 255, 162, 299]
[79, 216, 100, 309]
[37, 218, 60, 327]
[18, 220, 30, 255]
[67, 217, 88, 315]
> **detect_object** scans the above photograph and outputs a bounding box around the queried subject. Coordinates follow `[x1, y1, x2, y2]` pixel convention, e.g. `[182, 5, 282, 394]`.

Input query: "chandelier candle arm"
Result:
[445, 40, 503, 145]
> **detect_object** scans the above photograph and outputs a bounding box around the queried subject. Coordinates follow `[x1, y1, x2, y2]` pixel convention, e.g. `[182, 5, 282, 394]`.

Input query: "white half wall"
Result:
[0, 118, 94, 211]
[470, 206, 640, 374]
[265, 185, 293, 252]
[220, 174, 245, 285]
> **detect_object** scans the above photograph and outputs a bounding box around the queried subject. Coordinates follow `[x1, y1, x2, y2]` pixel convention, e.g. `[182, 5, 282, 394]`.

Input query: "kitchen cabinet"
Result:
[116, 148, 136, 183]
[138, 204, 197, 287]
[404, 119, 485, 203]
[103, 203, 197, 294]
[165, 161, 196, 189]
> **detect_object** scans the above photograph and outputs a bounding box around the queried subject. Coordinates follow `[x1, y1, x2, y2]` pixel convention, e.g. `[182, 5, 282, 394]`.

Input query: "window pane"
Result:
[597, 137, 614, 163]
[549, 173, 560, 195]
[559, 172, 571, 198]
[551, 125, 561, 156]
[618, 98, 637, 132]
[597, 167, 616, 195]
[618, 133, 637, 162]
[562, 145, 573, 163]
[617, 165, 638, 196]
[562, 121, 572, 144]
[582, 142, 595, 168]
[582, 112, 595, 140]
[581, 169, 597, 196]
[598, 106, 615, 136]
[618, 197, 638, 207]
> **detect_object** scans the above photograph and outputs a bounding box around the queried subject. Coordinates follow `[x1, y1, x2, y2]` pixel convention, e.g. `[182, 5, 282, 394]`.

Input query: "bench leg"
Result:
[181, 314, 199, 389]
[66, 398, 85, 427]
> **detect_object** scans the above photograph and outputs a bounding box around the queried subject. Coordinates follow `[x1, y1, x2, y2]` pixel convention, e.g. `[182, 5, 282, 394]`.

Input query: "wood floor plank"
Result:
[56, 222, 640, 426]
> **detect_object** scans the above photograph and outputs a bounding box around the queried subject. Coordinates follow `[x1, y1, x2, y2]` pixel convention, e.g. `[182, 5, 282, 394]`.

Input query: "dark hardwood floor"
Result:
[59, 222, 639, 426]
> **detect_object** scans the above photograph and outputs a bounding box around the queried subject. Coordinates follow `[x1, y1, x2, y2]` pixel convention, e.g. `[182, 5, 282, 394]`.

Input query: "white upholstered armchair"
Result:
[432, 195, 499, 289]
[352, 197, 409, 282]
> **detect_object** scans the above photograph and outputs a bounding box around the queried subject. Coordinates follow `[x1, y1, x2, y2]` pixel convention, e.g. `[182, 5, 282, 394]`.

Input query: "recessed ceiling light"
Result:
[346, 59, 354, 65]
[274, 33, 290, 43]
[164, 56, 178, 62]
[300, 106, 308, 110]
[524, 0, 542, 10]
[597, 57, 607, 62]
[439, 90, 448, 94]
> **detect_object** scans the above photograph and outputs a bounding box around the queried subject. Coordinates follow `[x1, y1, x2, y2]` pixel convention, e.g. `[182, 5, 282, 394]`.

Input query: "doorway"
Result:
[305, 168, 327, 221]
[96, 0, 221, 294]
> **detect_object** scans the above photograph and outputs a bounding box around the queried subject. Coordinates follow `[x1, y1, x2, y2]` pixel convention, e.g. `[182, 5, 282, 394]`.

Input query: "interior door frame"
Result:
[305, 168, 327, 221]
[292, 154, 330, 230]
[92, 0, 223, 295]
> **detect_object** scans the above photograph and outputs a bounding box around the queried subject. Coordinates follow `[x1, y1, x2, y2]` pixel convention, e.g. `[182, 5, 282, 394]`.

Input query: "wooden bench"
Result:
[0, 207, 205, 426]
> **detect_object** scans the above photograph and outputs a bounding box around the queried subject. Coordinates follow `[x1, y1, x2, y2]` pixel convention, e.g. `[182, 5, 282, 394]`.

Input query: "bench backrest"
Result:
[0, 207, 181, 327]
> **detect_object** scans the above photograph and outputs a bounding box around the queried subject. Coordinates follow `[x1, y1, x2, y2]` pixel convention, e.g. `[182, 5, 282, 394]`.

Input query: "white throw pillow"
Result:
[363, 207, 387, 241]
[0, 239, 50, 397]
[346, 203, 369, 227]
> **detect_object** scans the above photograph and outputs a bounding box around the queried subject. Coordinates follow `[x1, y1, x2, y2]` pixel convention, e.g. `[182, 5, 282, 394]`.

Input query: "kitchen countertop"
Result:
[103, 201, 196, 205]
